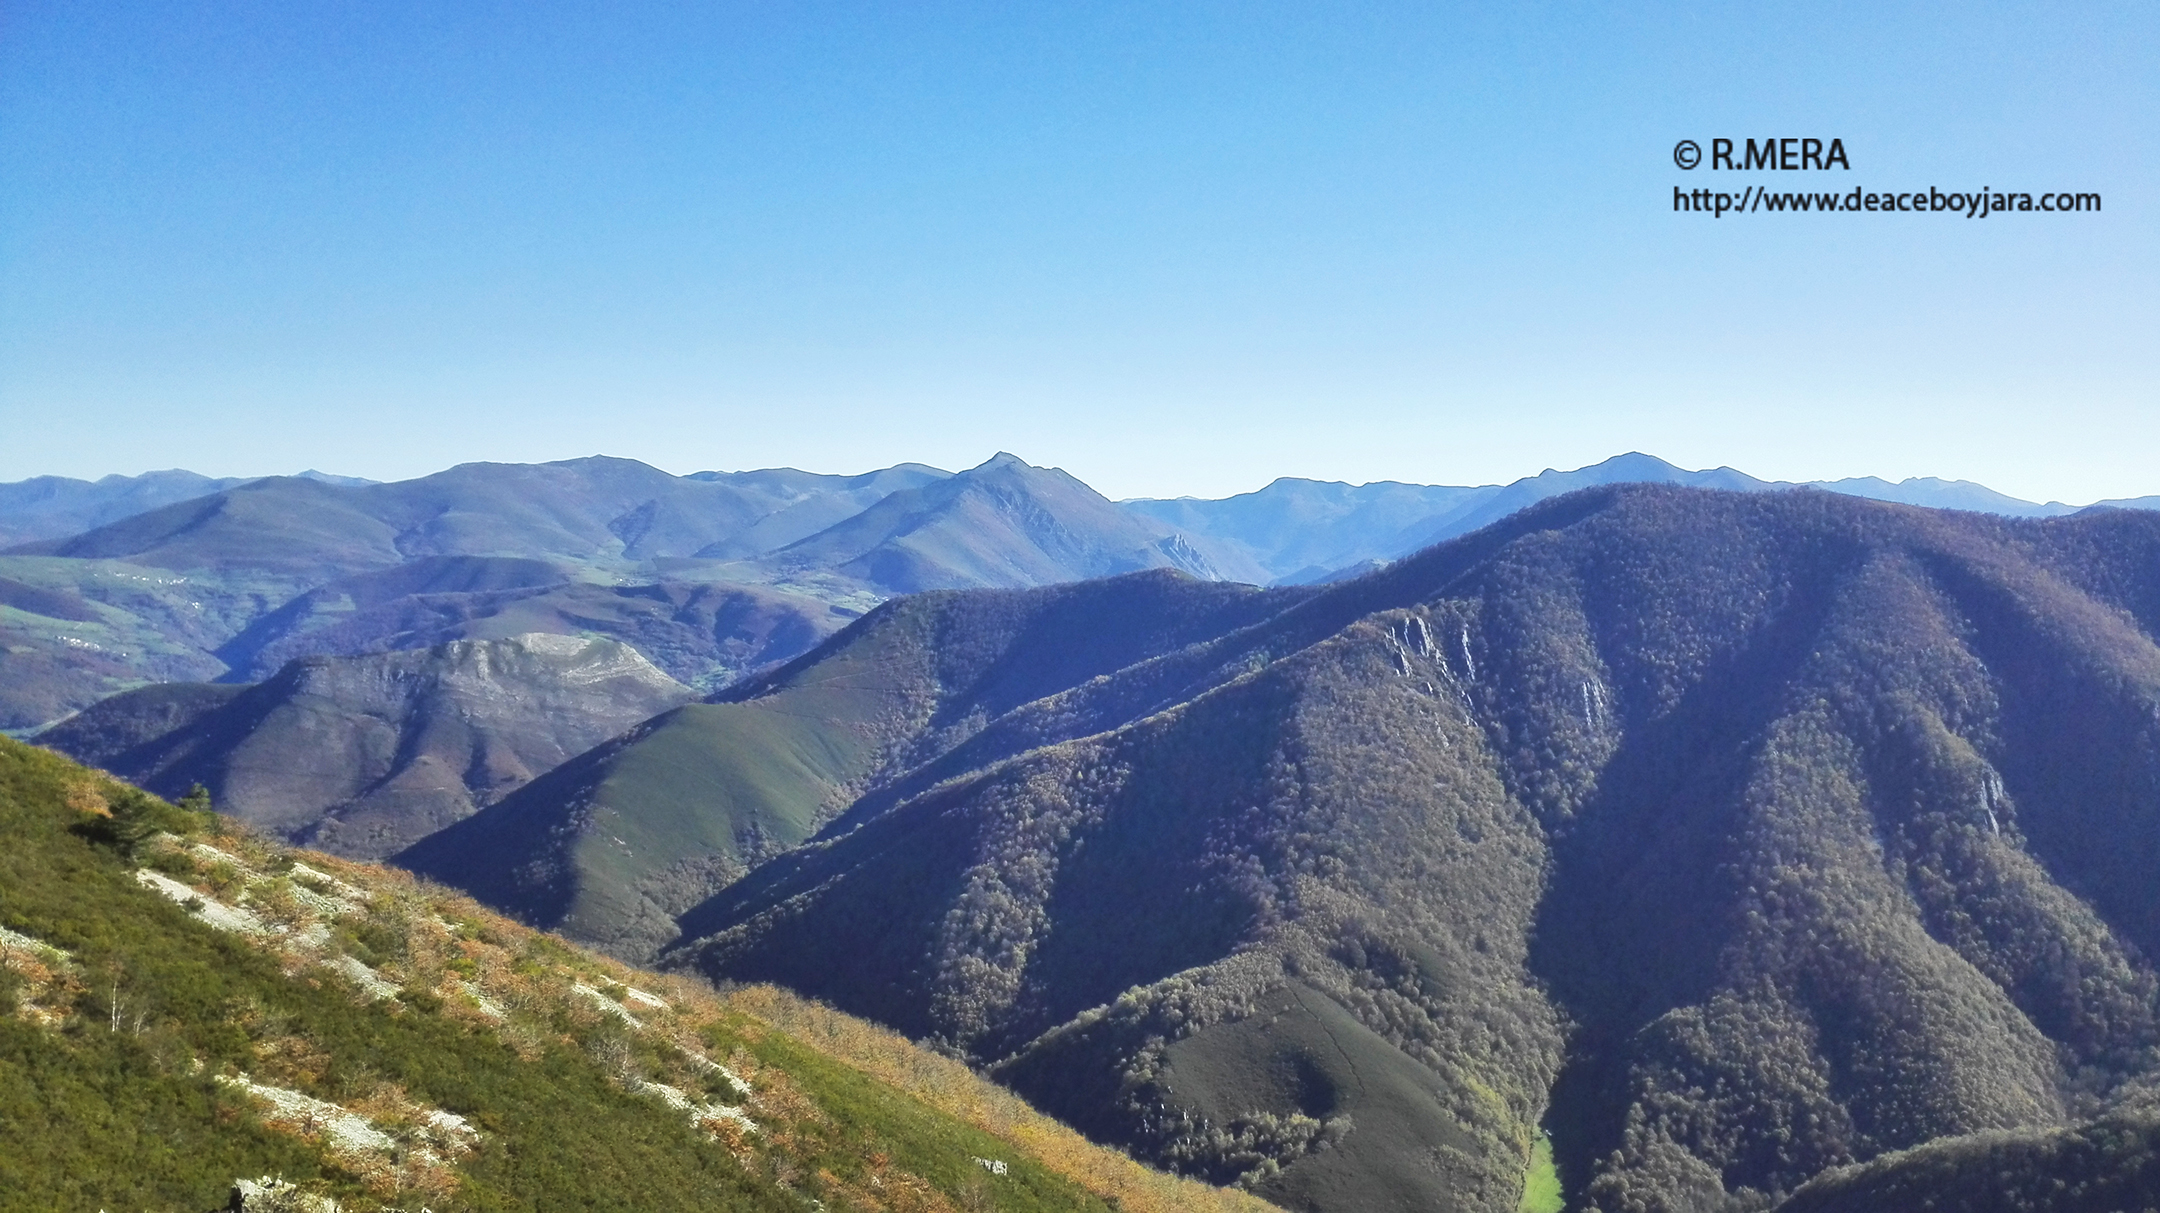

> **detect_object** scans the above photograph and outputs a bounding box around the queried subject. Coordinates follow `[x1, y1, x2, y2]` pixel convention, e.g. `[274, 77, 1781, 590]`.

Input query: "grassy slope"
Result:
[558, 701, 884, 951]
[0, 736, 1267, 1213]
[1518, 1135, 1562, 1213]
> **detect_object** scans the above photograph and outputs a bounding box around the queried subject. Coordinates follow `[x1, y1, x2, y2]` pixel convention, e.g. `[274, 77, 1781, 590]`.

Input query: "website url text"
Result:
[1673, 185, 2101, 219]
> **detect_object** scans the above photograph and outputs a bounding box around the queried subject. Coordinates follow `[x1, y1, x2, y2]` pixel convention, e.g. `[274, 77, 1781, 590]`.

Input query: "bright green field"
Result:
[1521, 1131, 1564, 1213]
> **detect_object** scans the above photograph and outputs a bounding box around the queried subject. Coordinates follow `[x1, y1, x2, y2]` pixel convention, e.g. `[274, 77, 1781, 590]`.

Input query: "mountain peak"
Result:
[1594, 451, 1681, 472]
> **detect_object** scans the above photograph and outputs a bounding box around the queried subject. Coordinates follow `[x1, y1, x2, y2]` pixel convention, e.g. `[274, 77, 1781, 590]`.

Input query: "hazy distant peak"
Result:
[91, 468, 220, 486]
[1578, 451, 1681, 475]
[688, 461, 954, 481]
[953, 453, 1095, 493]
[538, 453, 670, 472]
[1803, 473, 2076, 517]
[2084, 495, 2160, 514]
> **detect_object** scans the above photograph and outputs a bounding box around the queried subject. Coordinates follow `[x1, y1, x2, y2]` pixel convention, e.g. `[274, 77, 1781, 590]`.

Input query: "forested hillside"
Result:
[400, 571, 1312, 960]
[417, 485, 2160, 1212]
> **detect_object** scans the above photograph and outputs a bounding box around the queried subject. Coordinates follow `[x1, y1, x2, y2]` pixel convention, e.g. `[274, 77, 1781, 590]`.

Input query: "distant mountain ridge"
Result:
[3, 457, 954, 577]
[1128, 452, 2084, 584]
[0, 468, 380, 547]
[0, 452, 2138, 735]
[0, 458, 967, 730]
[0, 453, 2107, 593]
[761, 452, 1266, 591]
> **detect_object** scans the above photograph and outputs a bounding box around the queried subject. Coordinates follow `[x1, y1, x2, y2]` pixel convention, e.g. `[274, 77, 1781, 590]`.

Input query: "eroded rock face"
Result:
[41, 633, 694, 858]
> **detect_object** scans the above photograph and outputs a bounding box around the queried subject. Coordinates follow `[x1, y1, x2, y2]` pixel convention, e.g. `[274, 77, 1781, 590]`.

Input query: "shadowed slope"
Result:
[603, 488, 2160, 1213]
[1775, 1111, 2160, 1213]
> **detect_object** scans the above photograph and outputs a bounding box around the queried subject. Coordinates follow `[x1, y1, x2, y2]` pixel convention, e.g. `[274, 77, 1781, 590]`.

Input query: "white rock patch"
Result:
[328, 954, 401, 1001]
[136, 870, 272, 936]
[232, 1176, 343, 1213]
[289, 862, 367, 904]
[282, 879, 361, 920]
[685, 1051, 753, 1098]
[219, 1075, 396, 1155]
[0, 925, 71, 968]
[456, 978, 507, 1019]
[218, 1074, 478, 1171]
[188, 842, 259, 877]
[426, 1107, 478, 1144]
[631, 1080, 758, 1135]
[574, 982, 643, 1027]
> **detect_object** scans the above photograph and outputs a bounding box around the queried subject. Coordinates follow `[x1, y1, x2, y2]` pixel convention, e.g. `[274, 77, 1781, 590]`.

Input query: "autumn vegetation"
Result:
[0, 735, 1264, 1211]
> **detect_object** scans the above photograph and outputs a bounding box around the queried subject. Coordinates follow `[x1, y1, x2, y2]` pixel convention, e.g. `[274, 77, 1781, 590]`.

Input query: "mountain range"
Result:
[0, 468, 376, 548]
[392, 486, 2160, 1211]
[17, 451, 2160, 1211]
[5, 450, 2143, 738]
[1126, 452, 2088, 585]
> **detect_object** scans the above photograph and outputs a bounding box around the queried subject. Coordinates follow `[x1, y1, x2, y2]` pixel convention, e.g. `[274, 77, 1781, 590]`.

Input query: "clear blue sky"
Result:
[2, 2, 2152, 501]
